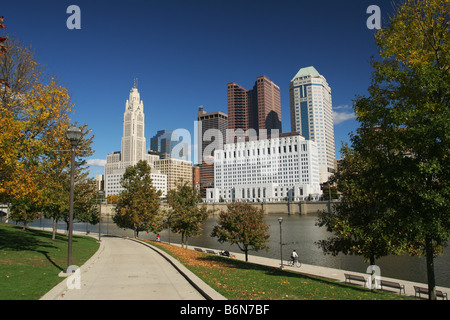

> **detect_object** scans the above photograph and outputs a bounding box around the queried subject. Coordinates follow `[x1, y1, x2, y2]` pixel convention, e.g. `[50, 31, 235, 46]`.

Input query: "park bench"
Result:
[194, 247, 204, 253]
[414, 286, 448, 300]
[344, 273, 367, 287]
[379, 280, 405, 294]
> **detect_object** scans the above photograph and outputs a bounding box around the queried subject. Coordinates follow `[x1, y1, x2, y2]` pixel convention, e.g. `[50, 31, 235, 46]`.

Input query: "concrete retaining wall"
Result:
[101, 201, 330, 217]
[200, 201, 330, 215]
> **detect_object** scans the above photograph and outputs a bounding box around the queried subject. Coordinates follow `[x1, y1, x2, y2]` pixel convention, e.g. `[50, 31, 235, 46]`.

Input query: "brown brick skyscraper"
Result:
[227, 75, 282, 136]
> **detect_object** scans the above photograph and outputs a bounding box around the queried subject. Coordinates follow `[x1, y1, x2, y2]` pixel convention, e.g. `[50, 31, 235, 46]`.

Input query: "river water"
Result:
[24, 213, 449, 288]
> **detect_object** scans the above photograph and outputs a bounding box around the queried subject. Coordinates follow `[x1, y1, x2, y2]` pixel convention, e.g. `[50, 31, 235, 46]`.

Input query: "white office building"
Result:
[104, 83, 167, 198]
[206, 132, 321, 202]
[105, 167, 167, 198]
[289, 66, 335, 183]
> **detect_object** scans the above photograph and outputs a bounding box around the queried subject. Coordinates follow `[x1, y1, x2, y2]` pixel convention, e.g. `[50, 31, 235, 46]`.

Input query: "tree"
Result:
[40, 124, 95, 239]
[349, 0, 449, 299]
[316, 144, 404, 265]
[211, 202, 270, 262]
[321, 185, 338, 201]
[9, 197, 41, 230]
[74, 178, 100, 232]
[106, 194, 118, 204]
[166, 180, 210, 248]
[113, 161, 163, 238]
[0, 35, 73, 204]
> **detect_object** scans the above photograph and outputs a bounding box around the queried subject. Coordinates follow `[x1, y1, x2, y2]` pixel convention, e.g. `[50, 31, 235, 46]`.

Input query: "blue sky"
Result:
[2, 0, 397, 177]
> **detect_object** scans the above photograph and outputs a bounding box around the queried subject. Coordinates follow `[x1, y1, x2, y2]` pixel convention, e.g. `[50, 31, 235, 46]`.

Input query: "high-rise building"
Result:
[150, 129, 187, 160]
[193, 164, 200, 193]
[197, 106, 228, 163]
[197, 106, 228, 197]
[227, 75, 282, 137]
[289, 66, 335, 183]
[95, 174, 104, 191]
[153, 158, 193, 192]
[104, 83, 167, 198]
[121, 86, 146, 167]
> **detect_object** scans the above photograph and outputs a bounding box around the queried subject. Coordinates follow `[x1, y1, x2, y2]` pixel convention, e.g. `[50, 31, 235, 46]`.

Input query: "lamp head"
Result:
[66, 126, 83, 147]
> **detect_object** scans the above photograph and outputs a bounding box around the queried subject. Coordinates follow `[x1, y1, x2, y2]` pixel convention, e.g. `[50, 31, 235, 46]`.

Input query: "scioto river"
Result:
[25, 213, 449, 288]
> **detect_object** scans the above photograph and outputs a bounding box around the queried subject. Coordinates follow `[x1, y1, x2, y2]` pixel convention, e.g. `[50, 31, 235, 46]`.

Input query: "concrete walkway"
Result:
[40, 235, 225, 300]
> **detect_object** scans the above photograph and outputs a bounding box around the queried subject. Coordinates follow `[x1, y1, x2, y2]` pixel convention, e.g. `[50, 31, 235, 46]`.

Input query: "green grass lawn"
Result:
[149, 241, 416, 300]
[0, 223, 100, 300]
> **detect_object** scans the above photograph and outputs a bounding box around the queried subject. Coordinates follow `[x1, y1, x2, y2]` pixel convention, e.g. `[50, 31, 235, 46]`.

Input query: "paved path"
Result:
[41, 236, 214, 300]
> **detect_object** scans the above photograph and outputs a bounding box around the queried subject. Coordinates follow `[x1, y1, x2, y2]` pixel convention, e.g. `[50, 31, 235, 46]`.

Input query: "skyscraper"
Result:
[104, 83, 167, 197]
[150, 129, 187, 160]
[289, 66, 335, 183]
[197, 106, 228, 197]
[121, 85, 146, 167]
[227, 75, 282, 137]
[197, 106, 228, 162]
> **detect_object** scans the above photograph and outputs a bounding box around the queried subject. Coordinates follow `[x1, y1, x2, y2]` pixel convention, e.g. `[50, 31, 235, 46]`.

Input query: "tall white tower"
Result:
[289, 66, 335, 183]
[121, 82, 146, 167]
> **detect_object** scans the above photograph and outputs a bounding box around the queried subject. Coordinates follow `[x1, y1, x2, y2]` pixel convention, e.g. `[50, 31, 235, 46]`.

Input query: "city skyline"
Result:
[1, 0, 396, 177]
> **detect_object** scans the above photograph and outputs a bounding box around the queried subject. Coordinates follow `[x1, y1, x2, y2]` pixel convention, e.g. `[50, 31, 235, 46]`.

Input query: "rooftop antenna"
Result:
[134, 78, 138, 89]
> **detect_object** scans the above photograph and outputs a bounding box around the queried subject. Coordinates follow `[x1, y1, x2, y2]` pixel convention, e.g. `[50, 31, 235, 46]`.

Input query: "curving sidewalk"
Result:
[40, 235, 226, 300]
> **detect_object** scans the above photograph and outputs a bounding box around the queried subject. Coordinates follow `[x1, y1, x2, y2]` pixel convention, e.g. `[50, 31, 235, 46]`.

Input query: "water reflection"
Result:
[25, 213, 449, 287]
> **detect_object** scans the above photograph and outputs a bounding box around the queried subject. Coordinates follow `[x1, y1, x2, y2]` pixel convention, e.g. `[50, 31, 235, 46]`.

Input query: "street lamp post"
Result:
[65, 126, 82, 273]
[98, 190, 103, 242]
[278, 217, 283, 268]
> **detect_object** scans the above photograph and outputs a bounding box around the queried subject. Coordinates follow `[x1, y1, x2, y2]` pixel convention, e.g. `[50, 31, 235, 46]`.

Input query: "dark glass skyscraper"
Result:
[150, 129, 186, 160]
[197, 106, 228, 197]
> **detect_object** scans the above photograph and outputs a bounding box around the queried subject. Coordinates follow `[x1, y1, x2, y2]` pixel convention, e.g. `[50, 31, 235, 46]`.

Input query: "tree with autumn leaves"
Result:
[212, 202, 270, 262]
[318, 0, 449, 300]
[1, 17, 98, 235]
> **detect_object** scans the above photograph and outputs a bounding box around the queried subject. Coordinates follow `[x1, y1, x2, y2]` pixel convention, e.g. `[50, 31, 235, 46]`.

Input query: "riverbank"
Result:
[149, 241, 448, 300]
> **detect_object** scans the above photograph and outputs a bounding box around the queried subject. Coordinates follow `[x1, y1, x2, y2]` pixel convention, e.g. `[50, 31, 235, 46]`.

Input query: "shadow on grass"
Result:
[0, 224, 71, 271]
[196, 254, 377, 295]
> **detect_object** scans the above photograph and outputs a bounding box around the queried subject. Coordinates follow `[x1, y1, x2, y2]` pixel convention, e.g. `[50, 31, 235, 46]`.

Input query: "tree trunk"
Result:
[52, 218, 57, 241]
[425, 235, 437, 300]
[369, 254, 375, 266]
[181, 233, 185, 248]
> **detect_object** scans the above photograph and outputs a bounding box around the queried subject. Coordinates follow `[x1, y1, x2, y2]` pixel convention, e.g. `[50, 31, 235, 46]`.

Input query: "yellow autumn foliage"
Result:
[1, 38, 74, 205]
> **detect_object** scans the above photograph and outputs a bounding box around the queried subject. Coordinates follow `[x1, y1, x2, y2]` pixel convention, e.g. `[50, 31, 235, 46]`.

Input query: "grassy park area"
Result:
[149, 241, 415, 300]
[0, 223, 100, 300]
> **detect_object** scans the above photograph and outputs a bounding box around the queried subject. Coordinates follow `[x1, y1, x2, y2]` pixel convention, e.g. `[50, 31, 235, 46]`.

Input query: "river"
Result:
[23, 213, 449, 288]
